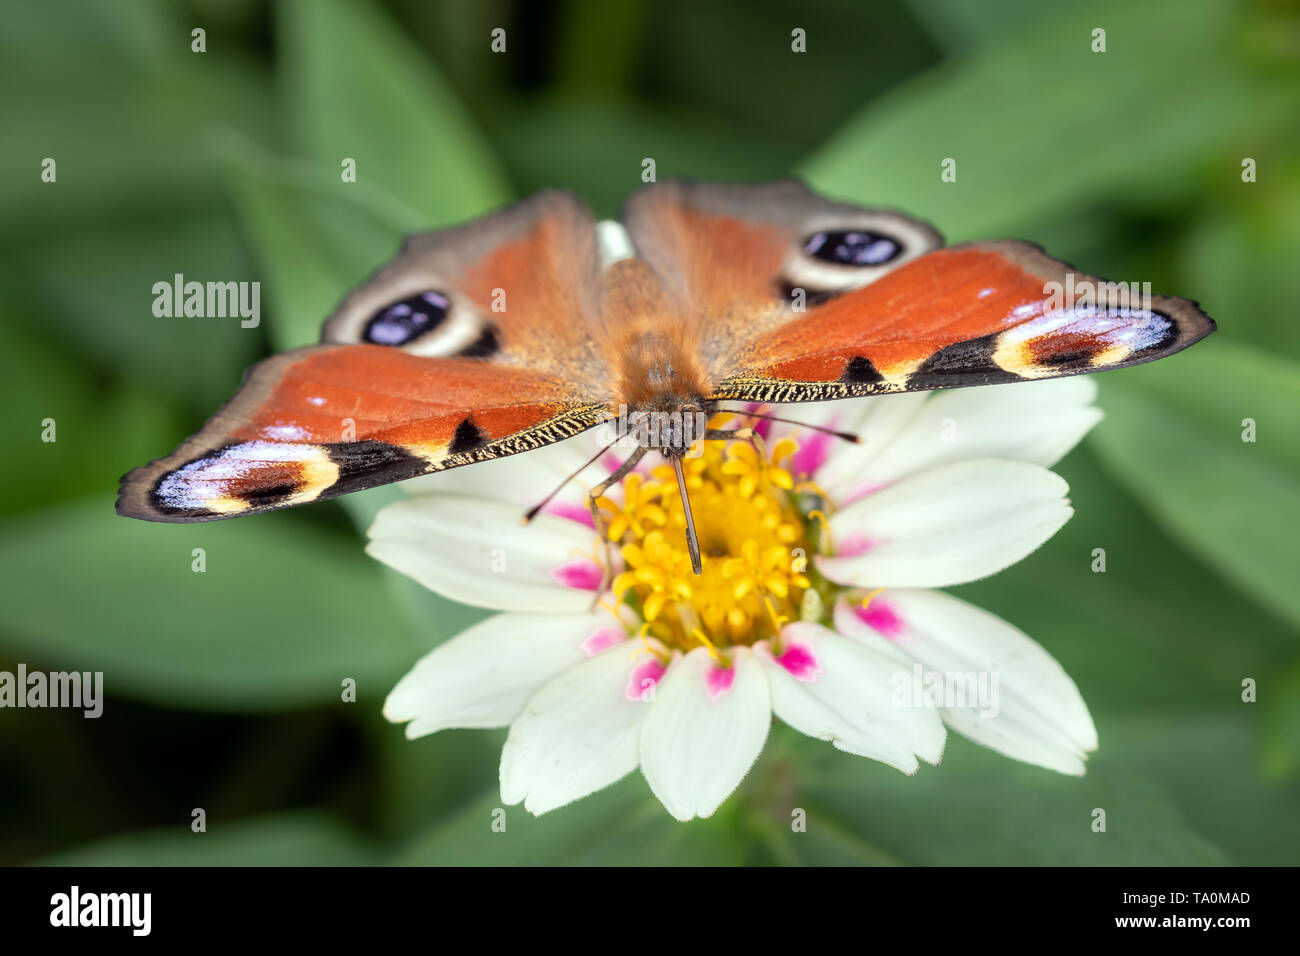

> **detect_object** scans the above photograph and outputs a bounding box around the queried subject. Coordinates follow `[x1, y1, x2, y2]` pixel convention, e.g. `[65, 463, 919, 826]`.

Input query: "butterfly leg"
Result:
[586, 446, 648, 599]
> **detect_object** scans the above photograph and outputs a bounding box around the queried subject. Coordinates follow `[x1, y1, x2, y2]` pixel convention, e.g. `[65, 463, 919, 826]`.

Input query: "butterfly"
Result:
[117, 180, 1215, 573]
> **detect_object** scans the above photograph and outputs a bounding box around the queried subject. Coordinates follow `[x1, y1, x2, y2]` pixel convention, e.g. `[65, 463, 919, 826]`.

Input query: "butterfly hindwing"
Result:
[320, 189, 609, 393]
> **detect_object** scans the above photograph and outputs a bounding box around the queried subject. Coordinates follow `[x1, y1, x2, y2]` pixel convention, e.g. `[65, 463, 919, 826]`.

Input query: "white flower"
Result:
[371, 379, 1102, 821]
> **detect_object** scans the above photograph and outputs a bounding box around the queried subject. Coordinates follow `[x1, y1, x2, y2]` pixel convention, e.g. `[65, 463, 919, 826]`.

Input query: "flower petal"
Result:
[798, 392, 930, 494]
[849, 378, 1101, 490]
[834, 590, 1097, 775]
[499, 642, 651, 815]
[758, 622, 945, 772]
[367, 495, 602, 612]
[819, 459, 1071, 588]
[639, 647, 771, 821]
[383, 610, 619, 738]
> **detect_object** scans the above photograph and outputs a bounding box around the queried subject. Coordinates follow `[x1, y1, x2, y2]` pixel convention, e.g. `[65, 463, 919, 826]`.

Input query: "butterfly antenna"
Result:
[522, 439, 618, 525]
[733, 410, 860, 444]
[672, 457, 703, 575]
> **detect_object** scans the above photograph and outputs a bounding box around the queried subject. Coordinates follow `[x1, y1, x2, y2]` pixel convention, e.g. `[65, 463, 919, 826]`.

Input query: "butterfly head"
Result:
[626, 397, 709, 460]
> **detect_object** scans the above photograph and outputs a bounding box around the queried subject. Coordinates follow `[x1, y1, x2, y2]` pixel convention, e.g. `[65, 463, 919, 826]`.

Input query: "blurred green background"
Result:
[1, 0, 1298, 865]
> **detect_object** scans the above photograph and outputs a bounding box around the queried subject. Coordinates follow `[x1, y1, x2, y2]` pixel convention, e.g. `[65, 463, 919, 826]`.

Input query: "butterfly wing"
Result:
[119, 191, 612, 522]
[621, 180, 1215, 403]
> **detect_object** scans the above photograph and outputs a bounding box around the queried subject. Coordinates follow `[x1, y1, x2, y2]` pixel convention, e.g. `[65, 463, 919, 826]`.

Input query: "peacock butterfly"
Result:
[117, 180, 1216, 573]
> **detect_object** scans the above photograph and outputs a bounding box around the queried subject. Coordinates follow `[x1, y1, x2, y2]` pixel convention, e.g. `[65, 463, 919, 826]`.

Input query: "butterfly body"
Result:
[117, 180, 1215, 534]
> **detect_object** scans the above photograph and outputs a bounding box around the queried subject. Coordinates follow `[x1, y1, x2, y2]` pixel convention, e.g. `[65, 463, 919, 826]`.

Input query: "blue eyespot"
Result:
[363, 291, 450, 345]
[803, 230, 901, 267]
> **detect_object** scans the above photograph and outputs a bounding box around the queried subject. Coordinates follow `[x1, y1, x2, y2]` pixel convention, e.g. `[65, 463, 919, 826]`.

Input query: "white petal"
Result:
[819, 459, 1071, 589]
[853, 379, 1101, 489]
[499, 642, 651, 814]
[801, 392, 930, 494]
[833, 591, 1097, 775]
[383, 610, 621, 738]
[723, 393, 929, 494]
[759, 622, 945, 772]
[367, 495, 602, 612]
[639, 647, 771, 821]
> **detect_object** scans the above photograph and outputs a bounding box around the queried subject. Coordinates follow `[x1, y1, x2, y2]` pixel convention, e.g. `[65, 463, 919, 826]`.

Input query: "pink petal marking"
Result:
[550, 559, 603, 591]
[742, 403, 773, 440]
[854, 598, 906, 640]
[544, 501, 596, 528]
[704, 662, 736, 699]
[790, 425, 835, 477]
[836, 532, 877, 558]
[839, 480, 887, 507]
[626, 658, 666, 701]
[774, 641, 822, 681]
[580, 626, 624, 656]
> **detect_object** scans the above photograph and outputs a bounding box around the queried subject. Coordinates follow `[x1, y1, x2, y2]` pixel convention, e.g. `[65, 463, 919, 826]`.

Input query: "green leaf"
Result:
[219, 135, 414, 351]
[1100, 711, 1300, 865]
[951, 445, 1296, 717]
[34, 811, 377, 866]
[0, 497, 438, 711]
[1261, 662, 1300, 782]
[0, 314, 182, 516]
[782, 725, 1231, 865]
[800, 0, 1299, 240]
[1088, 340, 1300, 631]
[1180, 155, 1300, 356]
[17, 214, 261, 412]
[278, 0, 508, 226]
[392, 776, 743, 865]
[903, 0, 1049, 53]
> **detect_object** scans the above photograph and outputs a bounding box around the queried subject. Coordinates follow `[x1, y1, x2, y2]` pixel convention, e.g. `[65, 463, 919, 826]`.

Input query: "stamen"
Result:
[763, 595, 789, 632]
[588, 431, 822, 656]
[807, 509, 834, 553]
[690, 627, 723, 662]
[858, 587, 886, 610]
[794, 479, 834, 502]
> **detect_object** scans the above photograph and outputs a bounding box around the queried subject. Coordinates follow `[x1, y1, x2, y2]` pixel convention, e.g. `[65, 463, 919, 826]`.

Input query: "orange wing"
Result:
[117, 345, 607, 521]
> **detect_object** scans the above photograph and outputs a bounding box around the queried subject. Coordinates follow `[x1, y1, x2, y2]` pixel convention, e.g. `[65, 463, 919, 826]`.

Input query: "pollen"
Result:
[598, 437, 813, 654]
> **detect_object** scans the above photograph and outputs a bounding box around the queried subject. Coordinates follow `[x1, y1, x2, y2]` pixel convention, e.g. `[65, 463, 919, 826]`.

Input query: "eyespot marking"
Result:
[803, 229, 902, 267]
[363, 291, 451, 346]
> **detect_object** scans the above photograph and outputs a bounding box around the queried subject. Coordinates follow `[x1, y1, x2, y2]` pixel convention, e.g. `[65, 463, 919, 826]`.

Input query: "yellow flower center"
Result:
[598, 433, 814, 653]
